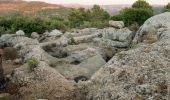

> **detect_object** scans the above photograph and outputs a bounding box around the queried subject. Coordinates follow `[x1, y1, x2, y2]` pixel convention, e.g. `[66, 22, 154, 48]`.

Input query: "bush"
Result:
[68, 5, 110, 28]
[111, 0, 153, 26]
[162, 2, 170, 12]
[26, 57, 39, 71]
[111, 8, 153, 26]
[121, 8, 153, 26]
[132, 0, 152, 10]
[11, 16, 48, 36]
[3, 47, 17, 60]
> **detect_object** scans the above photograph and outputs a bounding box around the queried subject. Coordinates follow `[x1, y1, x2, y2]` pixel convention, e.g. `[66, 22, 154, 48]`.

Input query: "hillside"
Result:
[0, 0, 63, 13]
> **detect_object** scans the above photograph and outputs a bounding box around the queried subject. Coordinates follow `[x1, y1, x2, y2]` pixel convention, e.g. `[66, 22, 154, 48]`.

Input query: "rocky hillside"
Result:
[0, 13, 169, 99]
[0, 0, 63, 13]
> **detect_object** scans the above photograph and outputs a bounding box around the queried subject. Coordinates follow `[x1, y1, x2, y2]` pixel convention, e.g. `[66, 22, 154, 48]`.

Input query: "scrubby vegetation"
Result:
[162, 2, 170, 12]
[111, 0, 153, 26]
[68, 5, 110, 28]
[26, 57, 39, 71]
[0, 5, 110, 36]
[0, 0, 169, 36]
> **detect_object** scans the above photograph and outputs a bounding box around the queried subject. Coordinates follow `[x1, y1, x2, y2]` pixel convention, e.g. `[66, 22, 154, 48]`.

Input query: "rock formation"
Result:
[0, 13, 170, 100]
[78, 12, 170, 100]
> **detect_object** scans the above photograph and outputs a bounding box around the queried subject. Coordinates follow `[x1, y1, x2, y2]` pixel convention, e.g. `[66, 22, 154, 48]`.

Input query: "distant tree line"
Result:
[0, 0, 170, 36]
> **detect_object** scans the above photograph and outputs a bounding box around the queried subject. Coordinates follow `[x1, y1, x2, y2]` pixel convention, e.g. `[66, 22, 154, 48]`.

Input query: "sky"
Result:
[25, 0, 170, 5]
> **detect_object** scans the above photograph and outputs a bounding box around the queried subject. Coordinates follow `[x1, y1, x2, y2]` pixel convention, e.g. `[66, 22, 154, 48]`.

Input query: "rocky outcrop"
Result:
[12, 61, 76, 100]
[109, 20, 124, 29]
[99, 28, 133, 48]
[78, 12, 170, 100]
[134, 12, 170, 44]
[3, 13, 168, 100]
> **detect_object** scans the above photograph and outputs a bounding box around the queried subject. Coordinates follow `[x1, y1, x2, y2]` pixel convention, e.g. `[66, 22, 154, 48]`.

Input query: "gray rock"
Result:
[134, 12, 170, 44]
[31, 32, 40, 39]
[53, 47, 106, 80]
[12, 61, 76, 100]
[109, 20, 124, 29]
[0, 34, 39, 48]
[77, 12, 170, 100]
[102, 28, 133, 44]
[16, 30, 25, 36]
[14, 58, 23, 65]
[48, 29, 63, 37]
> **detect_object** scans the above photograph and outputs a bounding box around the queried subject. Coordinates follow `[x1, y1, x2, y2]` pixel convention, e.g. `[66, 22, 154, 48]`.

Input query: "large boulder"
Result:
[109, 20, 124, 29]
[11, 61, 77, 100]
[102, 28, 133, 44]
[134, 12, 170, 44]
[52, 47, 106, 80]
[93, 28, 133, 48]
[77, 12, 170, 100]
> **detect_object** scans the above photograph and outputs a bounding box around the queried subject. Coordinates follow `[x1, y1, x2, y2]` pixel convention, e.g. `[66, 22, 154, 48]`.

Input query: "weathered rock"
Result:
[72, 32, 101, 44]
[77, 12, 170, 100]
[109, 20, 124, 29]
[31, 32, 40, 39]
[92, 28, 133, 48]
[14, 58, 23, 65]
[48, 29, 63, 37]
[102, 28, 133, 45]
[53, 47, 106, 80]
[16, 30, 25, 36]
[134, 12, 170, 44]
[0, 34, 39, 48]
[12, 61, 76, 100]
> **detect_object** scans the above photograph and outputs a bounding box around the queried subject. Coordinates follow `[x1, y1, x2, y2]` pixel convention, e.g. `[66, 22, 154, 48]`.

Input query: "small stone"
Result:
[16, 30, 25, 36]
[31, 32, 40, 39]
[109, 20, 124, 29]
[14, 58, 23, 65]
[48, 29, 63, 37]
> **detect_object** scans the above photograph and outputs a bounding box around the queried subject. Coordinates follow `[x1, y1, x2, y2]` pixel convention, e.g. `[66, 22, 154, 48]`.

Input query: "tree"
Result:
[88, 5, 110, 21]
[11, 16, 47, 35]
[68, 8, 88, 27]
[112, 0, 153, 26]
[132, 0, 152, 10]
[68, 5, 110, 28]
[120, 8, 153, 26]
[162, 2, 170, 12]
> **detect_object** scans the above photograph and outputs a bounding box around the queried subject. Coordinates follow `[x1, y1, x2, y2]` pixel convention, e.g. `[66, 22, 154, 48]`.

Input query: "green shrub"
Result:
[26, 57, 39, 71]
[162, 2, 170, 12]
[11, 16, 48, 36]
[3, 47, 17, 60]
[132, 0, 152, 10]
[68, 5, 110, 28]
[111, 0, 153, 26]
[112, 8, 153, 26]
[111, 14, 124, 21]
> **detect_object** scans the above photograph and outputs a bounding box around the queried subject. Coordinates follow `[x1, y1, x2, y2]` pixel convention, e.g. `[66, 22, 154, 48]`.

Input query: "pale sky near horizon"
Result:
[25, 0, 169, 5]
